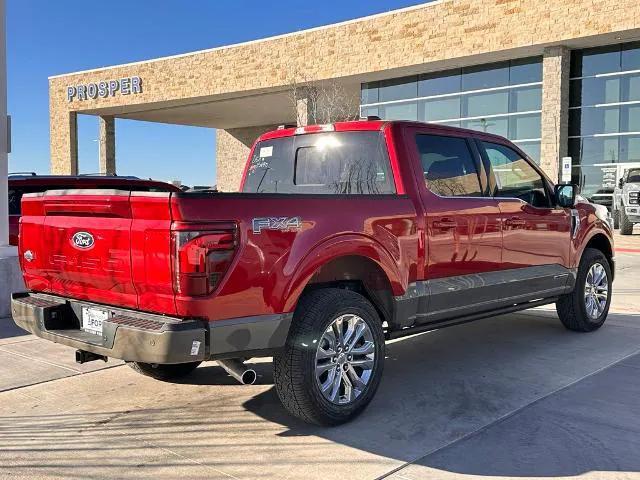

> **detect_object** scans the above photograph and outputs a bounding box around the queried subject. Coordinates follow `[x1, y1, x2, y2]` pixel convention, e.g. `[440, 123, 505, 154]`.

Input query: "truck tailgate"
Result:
[20, 190, 175, 314]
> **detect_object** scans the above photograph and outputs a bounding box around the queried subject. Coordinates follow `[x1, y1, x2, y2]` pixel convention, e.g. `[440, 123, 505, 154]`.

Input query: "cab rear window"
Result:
[243, 131, 395, 194]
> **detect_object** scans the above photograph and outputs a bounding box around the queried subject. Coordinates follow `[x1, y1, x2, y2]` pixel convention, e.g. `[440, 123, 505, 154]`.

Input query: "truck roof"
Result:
[258, 119, 511, 144]
[8, 174, 181, 191]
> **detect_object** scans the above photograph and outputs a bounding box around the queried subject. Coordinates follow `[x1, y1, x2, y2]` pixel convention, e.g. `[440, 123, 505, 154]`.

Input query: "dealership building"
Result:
[49, 0, 640, 197]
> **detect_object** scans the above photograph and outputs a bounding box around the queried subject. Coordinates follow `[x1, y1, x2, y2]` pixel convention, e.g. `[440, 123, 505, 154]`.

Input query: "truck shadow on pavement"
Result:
[1, 311, 640, 479]
[238, 311, 640, 478]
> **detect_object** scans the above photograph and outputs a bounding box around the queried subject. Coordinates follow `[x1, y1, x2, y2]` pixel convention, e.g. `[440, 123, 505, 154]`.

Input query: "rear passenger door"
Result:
[478, 140, 572, 295]
[409, 130, 502, 323]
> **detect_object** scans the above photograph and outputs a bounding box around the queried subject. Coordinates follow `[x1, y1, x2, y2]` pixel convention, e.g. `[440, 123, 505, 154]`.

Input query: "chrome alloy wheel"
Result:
[584, 262, 609, 320]
[314, 314, 375, 405]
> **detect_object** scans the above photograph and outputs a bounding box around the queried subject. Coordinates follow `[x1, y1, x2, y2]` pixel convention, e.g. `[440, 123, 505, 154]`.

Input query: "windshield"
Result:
[627, 169, 640, 183]
[243, 131, 395, 194]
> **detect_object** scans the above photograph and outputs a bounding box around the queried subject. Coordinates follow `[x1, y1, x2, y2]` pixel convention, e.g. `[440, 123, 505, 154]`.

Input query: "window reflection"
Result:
[360, 57, 543, 163]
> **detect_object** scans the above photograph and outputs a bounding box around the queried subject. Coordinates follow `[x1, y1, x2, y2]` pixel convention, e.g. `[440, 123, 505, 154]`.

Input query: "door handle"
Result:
[505, 217, 526, 227]
[433, 218, 457, 230]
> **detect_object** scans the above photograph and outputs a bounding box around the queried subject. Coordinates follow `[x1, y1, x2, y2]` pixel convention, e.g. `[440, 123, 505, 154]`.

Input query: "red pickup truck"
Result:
[11, 120, 614, 425]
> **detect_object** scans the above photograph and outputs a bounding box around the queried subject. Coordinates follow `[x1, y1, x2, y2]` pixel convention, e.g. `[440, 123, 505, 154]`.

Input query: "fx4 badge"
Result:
[252, 217, 302, 234]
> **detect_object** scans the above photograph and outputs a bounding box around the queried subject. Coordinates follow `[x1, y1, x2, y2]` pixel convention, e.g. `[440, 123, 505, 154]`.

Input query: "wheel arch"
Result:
[282, 235, 405, 325]
[581, 232, 615, 281]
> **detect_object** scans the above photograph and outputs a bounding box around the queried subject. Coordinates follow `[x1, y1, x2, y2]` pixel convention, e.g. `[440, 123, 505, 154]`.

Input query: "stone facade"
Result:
[216, 125, 279, 191]
[48, 0, 640, 180]
[540, 46, 571, 183]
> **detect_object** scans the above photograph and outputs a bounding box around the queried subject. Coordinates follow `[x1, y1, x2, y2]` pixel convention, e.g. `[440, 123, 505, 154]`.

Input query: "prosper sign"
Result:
[67, 76, 142, 102]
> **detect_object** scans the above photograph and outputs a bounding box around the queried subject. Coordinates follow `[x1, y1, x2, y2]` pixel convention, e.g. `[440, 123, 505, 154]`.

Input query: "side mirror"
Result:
[619, 178, 625, 188]
[555, 184, 577, 208]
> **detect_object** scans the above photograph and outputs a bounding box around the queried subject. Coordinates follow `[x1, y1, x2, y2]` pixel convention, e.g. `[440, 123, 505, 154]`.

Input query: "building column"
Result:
[216, 125, 279, 192]
[0, 0, 7, 247]
[296, 87, 317, 126]
[98, 115, 116, 175]
[50, 109, 78, 175]
[540, 46, 571, 183]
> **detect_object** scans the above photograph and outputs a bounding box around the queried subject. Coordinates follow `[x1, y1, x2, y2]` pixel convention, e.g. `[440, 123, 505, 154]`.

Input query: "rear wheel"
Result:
[619, 210, 634, 235]
[273, 288, 385, 426]
[556, 248, 612, 332]
[127, 361, 201, 381]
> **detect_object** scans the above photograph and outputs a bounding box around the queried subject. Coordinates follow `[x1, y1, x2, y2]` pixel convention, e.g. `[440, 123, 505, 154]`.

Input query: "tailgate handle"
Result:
[44, 202, 131, 217]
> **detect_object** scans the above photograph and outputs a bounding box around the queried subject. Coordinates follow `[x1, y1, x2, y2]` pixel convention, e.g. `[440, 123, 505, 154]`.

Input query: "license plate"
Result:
[81, 307, 109, 336]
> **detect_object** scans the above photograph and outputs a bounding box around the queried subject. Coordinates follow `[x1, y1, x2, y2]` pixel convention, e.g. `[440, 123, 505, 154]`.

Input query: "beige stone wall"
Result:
[540, 46, 571, 182]
[98, 116, 116, 175]
[216, 125, 279, 192]
[49, 0, 640, 177]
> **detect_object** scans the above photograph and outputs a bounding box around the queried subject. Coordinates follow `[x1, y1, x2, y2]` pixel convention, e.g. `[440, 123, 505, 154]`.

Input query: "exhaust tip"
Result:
[242, 369, 257, 385]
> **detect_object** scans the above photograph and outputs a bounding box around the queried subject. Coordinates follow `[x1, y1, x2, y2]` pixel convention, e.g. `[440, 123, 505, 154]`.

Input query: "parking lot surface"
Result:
[1, 237, 639, 480]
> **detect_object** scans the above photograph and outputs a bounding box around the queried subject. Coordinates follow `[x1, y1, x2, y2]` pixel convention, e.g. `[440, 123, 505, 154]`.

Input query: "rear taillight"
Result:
[171, 226, 237, 296]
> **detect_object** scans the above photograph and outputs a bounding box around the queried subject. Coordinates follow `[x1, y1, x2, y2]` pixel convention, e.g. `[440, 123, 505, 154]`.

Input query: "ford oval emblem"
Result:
[71, 231, 95, 250]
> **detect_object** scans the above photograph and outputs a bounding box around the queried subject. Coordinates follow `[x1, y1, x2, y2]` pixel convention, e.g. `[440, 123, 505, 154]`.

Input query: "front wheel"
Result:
[613, 210, 620, 229]
[273, 288, 385, 426]
[620, 210, 634, 235]
[556, 248, 612, 332]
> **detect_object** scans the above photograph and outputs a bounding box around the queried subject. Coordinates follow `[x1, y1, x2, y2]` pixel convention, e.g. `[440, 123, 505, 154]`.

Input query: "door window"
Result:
[481, 141, 550, 207]
[415, 134, 482, 197]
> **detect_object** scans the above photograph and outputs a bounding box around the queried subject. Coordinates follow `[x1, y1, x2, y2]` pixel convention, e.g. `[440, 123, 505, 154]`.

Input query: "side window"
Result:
[8, 188, 22, 215]
[415, 134, 482, 197]
[481, 141, 550, 208]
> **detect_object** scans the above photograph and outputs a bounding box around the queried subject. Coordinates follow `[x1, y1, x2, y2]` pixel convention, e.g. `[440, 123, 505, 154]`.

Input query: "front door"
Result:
[478, 140, 573, 298]
[409, 130, 503, 324]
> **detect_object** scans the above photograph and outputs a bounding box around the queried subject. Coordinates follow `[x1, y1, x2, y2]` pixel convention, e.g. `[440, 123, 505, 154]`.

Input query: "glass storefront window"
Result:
[360, 106, 379, 118]
[464, 90, 509, 117]
[418, 97, 461, 122]
[570, 137, 620, 166]
[462, 62, 510, 90]
[515, 141, 541, 162]
[379, 102, 418, 121]
[361, 82, 379, 104]
[620, 135, 640, 162]
[509, 58, 542, 84]
[461, 117, 509, 137]
[510, 86, 542, 112]
[378, 76, 417, 102]
[360, 57, 542, 162]
[418, 69, 461, 97]
[569, 42, 640, 202]
[509, 113, 541, 140]
[571, 45, 621, 77]
[622, 42, 640, 71]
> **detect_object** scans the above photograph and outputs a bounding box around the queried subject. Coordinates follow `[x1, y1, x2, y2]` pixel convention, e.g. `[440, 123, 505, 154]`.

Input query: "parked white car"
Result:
[613, 167, 640, 235]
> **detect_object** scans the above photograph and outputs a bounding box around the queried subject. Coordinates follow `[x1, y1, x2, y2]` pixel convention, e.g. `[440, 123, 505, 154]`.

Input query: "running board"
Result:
[386, 297, 558, 340]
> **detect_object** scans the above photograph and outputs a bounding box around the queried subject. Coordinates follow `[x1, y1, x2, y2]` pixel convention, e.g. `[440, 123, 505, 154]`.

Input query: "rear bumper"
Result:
[11, 292, 292, 364]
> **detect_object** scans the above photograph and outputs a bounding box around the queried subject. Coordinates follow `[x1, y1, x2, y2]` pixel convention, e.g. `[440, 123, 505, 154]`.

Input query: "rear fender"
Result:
[280, 234, 406, 313]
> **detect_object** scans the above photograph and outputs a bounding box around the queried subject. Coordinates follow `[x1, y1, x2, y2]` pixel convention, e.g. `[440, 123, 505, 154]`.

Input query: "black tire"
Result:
[127, 361, 201, 381]
[619, 209, 634, 235]
[273, 288, 385, 426]
[613, 210, 620, 229]
[556, 248, 612, 332]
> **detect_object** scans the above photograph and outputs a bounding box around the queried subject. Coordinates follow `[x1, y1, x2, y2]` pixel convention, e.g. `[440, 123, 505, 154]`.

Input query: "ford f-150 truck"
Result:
[11, 120, 614, 426]
[613, 167, 640, 235]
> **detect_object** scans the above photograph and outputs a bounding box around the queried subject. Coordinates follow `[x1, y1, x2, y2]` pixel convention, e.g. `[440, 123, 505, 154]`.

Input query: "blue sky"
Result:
[8, 0, 425, 187]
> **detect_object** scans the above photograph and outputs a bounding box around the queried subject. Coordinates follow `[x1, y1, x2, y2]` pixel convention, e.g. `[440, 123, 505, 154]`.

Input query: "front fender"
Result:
[278, 234, 407, 313]
[572, 221, 614, 271]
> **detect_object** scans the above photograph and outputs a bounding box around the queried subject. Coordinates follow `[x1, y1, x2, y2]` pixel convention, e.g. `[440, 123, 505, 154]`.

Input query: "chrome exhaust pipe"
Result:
[217, 358, 257, 385]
